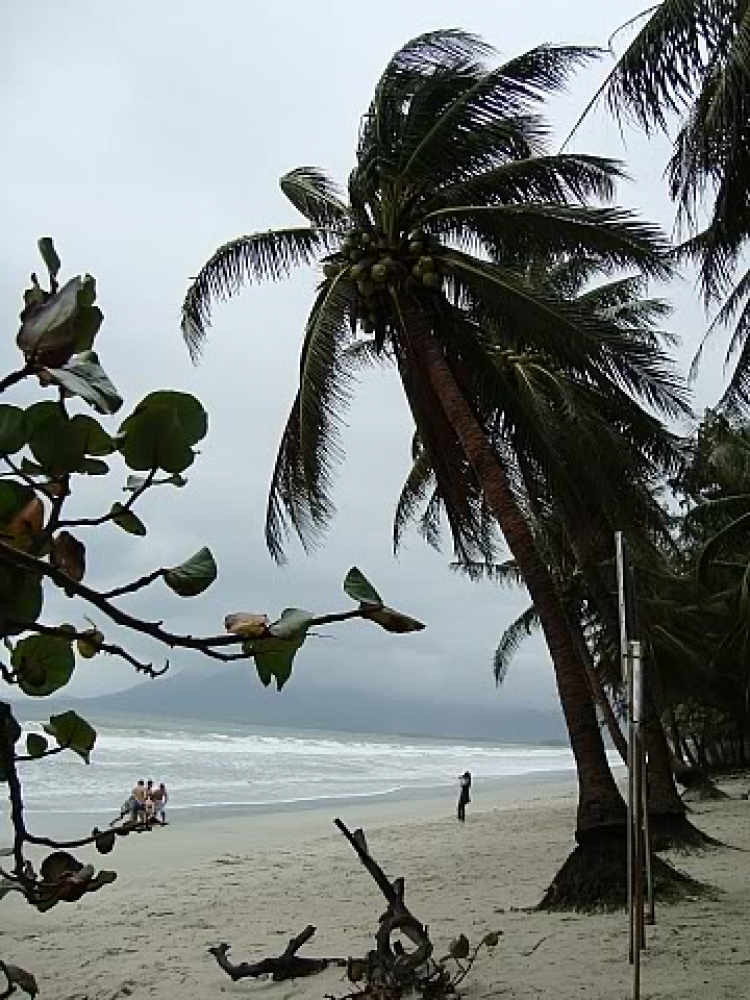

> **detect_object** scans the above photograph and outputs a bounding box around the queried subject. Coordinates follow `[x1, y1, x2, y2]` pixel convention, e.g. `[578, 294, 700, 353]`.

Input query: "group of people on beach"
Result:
[121, 779, 168, 827]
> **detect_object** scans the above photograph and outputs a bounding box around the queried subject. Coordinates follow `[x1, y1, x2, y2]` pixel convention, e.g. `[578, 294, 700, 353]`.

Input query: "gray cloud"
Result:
[0, 1, 729, 715]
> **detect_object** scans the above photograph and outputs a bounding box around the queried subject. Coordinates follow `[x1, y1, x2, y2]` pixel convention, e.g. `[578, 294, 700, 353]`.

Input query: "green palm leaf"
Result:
[494, 604, 539, 685]
[280, 167, 349, 226]
[181, 227, 336, 360]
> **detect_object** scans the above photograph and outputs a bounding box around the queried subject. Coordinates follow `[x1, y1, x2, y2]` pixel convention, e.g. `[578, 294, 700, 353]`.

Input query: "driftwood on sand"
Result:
[208, 925, 346, 982]
[209, 818, 447, 994]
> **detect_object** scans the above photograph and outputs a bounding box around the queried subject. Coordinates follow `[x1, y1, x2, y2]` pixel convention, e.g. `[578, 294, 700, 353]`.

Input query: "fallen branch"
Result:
[334, 818, 434, 985]
[208, 925, 346, 982]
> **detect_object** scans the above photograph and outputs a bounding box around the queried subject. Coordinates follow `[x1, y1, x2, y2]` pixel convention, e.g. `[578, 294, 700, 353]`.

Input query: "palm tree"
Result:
[182, 30, 689, 906]
[594, 2, 750, 412]
[392, 260, 697, 840]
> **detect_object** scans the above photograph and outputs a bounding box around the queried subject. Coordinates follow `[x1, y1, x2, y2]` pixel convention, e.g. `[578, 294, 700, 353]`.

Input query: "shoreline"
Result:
[18, 766, 581, 843]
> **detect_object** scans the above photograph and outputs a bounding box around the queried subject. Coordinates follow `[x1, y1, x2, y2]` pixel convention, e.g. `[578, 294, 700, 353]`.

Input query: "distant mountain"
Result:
[17, 666, 567, 744]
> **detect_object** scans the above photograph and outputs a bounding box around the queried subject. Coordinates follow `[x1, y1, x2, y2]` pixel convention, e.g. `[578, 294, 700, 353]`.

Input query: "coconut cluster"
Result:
[323, 228, 442, 335]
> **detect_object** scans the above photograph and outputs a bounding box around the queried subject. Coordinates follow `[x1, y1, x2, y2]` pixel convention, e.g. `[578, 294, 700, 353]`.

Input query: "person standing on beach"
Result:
[151, 782, 168, 825]
[131, 779, 147, 823]
[457, 771, 472, 822]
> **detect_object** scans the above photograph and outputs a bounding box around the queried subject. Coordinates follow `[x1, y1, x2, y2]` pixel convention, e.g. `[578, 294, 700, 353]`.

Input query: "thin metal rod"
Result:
[616, 533, 635, 965]
[642, 748, 655, 925]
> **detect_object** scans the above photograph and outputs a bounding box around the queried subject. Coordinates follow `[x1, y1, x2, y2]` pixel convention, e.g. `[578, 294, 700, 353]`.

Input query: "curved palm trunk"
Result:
[408, 325, 625, 837]
[562, 523, 687, 823]
[566, 610, 628, 764]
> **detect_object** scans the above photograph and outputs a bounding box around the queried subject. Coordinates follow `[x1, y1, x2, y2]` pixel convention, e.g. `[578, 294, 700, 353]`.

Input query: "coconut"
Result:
[408, 241, 424, 256]
[371, 263, 388, 282]
[422, 271, 441, 289]
[323, 263, 339, 278]
[418, 255, 434, 272]
[350, 262, 367, 280]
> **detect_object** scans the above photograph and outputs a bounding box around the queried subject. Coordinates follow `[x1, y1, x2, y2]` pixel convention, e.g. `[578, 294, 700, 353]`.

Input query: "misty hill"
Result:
[37, 667, 567, 744]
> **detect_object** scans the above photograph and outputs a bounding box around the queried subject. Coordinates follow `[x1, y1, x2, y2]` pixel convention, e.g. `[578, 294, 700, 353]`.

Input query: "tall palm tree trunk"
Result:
[405, 320, 625, 838]
[561, 519, 693, 833]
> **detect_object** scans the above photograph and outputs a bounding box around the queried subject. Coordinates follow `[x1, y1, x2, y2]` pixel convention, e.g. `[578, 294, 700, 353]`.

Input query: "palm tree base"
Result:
[538, 829, 710, 912]
[649, 812, 724, 852]
[681, 780, 732, 803]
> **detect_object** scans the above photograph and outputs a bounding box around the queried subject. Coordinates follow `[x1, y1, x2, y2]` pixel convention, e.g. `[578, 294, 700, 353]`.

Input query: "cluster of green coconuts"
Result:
[323, 229, 442, 333]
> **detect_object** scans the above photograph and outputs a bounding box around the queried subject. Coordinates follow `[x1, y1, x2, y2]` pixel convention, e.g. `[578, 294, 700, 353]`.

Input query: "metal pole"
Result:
[616, 533, 634, 964]
[631, 640, 644, 1000]
[642, 748, 655, 925]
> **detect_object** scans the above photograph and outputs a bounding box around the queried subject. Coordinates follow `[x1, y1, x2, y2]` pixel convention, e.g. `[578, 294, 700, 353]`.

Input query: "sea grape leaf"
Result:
[0, 485, 43, 552]
[110, 503, 147, 536]
[17, 274, 98, 367]
[50, 531, 86, 583]
[43, 710, 97, 762]
[0, 564, 43, 637]
[343, 566, 382, 606]
[26, 733, 49, 758]
[224, 612, 268, 637]
[116, 392, 207, 474]
[38, 236, 61, 283]
[43, 350, 123, 415]
[361, 605, 425, 633]
[248, 635, 306, 690]
[12, 635, 75, 696]
[76, 627, 104, 659]
[163, 546, 217, 597]
[0, 404, 27, 454]
[268, 608, 315, 639]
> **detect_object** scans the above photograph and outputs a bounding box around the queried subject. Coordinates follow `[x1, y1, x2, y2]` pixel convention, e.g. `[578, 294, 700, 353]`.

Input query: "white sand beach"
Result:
[4, 776, 750, 1000]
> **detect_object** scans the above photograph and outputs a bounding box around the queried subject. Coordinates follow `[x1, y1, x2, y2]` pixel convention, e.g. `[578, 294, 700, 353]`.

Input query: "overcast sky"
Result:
[0, 2, 728, 716]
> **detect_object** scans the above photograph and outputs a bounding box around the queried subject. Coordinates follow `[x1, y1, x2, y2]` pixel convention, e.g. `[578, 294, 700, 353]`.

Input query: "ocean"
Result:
[8, 716, 575, 833]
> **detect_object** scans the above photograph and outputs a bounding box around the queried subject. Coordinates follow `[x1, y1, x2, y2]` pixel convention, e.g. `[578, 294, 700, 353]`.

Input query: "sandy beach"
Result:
[4, 775, 750, 1000]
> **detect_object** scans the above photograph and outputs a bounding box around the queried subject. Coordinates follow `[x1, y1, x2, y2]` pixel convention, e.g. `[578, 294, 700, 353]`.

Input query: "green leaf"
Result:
[138, 391, 208, 442]
[25, 406, 114, 475]
[343, 566, 383, 606]
[43, 710, 96, 762]
[43, 351, 123, 415]
[0, 565, 43, 637]
[268, 607, 315, 639]
[38, 237, 61, 283]
[26, 402, 84, 473]
[0, 404, 27, 454]
[110, 503, 147, 536]
[116, 392, 207, 474]
[26, 733, 49, 758]
[362, 605, 425, 633]
[79, 458, 109, 475]
[72, 415, 115, 456]
[250, 635, 305, 690]
[162, 546, 217, 597]
[12, 635, 75, 697]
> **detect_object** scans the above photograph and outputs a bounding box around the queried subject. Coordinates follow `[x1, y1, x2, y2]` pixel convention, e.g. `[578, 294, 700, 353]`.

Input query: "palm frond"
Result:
[451, 558, 524, 587]
[604, 0, 735, 132]
[181, 227, 335, 360]
[494, 605, 539, 686]
[399, 46, 598, 188]
[280, 167, 349, 226]
[424, 204, 672, 279]
[422, 154, 626, 213]
[393, 448, 436, 553]
[436, 247, 690, 420]
[298, 275, 359, 514]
